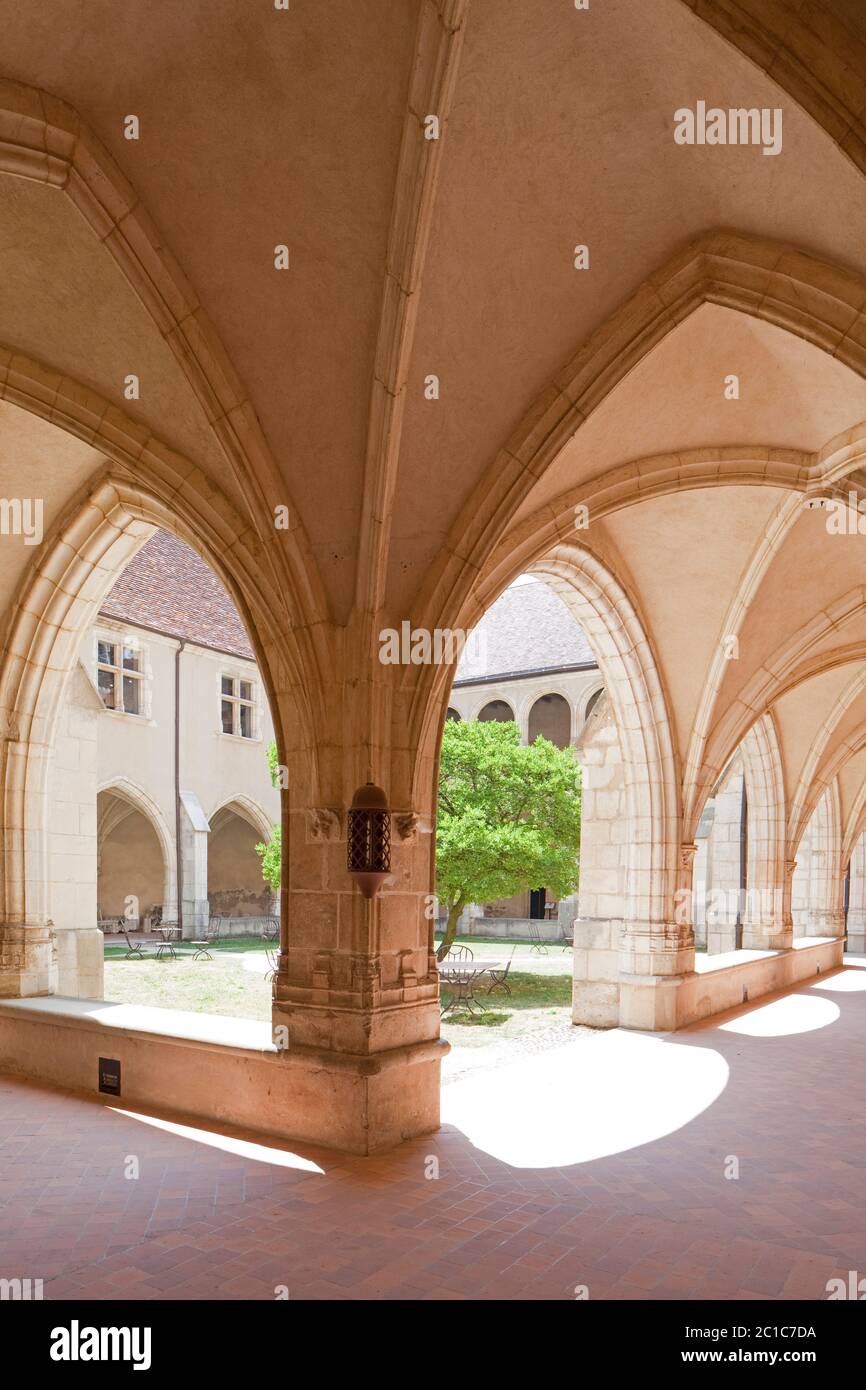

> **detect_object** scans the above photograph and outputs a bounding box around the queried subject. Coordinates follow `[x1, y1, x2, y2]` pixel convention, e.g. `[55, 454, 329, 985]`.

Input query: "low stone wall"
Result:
[105, 914, 275, 942]
[575, 926, 844, 1031]
[209, 914, 275, 940]
[459, 916, 562, 941]
[671, 937, 844, 1029]
[0, 996, 446, 1155]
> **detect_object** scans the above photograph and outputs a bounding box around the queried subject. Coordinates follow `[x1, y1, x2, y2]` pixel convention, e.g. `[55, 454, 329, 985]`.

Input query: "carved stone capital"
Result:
[305, 807, 341, 842]
[679, 842, 698, 871]
[394, 812, 419, 841]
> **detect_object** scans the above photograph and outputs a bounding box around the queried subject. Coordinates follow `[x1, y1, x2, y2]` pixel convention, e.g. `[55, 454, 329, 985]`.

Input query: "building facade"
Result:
[50, 531, 279, 995]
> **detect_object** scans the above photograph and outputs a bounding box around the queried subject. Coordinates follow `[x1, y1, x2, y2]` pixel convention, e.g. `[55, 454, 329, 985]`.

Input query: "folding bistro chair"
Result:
[486, 946, 516, 997]
[528, 920, 549, 955]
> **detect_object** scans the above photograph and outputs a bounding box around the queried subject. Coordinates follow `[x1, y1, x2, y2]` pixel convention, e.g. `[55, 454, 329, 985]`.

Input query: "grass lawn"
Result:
[103, 936, 273, 1020]
[102, 934, 582, 1076]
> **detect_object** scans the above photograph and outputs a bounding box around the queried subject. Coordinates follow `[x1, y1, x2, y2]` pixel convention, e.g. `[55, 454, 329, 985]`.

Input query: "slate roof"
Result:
[99, 530, 255, 660]
[454, 579, 596, 681]
[101, 540, 594, 678]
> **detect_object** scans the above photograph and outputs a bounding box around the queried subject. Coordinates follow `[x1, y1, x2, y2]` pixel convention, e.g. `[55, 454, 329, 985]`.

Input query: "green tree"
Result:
[435, 719, 581, 960]
[252, 728, 582, 949]
[256, 740, 282, 892]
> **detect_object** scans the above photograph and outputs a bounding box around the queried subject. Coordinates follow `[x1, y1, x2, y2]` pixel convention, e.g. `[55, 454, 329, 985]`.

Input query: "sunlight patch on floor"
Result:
[718, 993, 840, 1036]
[810, 967, 866, 993]
[440, 1028, 728, 1168]
[110, 1108, 326, 1172]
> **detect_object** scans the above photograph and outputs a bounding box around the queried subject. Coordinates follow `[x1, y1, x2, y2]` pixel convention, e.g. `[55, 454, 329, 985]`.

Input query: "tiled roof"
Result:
[454, 578, 596, 681]
[99, 530, 255, 660]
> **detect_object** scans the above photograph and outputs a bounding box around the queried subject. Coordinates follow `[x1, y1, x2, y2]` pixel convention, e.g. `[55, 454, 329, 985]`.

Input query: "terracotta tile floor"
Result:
[2, 964, 866, 1301]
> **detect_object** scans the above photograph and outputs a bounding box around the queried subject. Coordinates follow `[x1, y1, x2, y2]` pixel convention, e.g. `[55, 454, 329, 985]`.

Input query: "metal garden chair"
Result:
[486, 947, 516, 997]
[528, 921, 549, 955]
[446, 943, 474, 961]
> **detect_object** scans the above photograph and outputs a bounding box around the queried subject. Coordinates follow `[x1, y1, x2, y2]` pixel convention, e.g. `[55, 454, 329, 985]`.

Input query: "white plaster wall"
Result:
[86, 621, 279, 836]
[53, 620, 281, 953]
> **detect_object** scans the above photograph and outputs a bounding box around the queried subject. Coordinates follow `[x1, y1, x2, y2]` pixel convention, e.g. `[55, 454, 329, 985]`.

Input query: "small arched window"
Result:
[584, 688, 603, 721]
[478, 700, 514, 723]
[528, 693, 571, 749]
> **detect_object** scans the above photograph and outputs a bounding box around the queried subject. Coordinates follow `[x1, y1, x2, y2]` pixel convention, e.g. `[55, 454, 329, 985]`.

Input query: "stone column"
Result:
[692, 835, 708, 949]
[807, 844, 845, 939]
[741, 858, 793, 952]
[49, 665, 103, 999]
[704, 772, 743, 955]
[0, 738, 57, 998]
[571, 697, 627, 1028]
[270, 649, 444, 1153]
[846, 832, 866, 953]
[179, 792, 210, 936]
[618, 843, 696, 1033]
[791, 838, 811, 938]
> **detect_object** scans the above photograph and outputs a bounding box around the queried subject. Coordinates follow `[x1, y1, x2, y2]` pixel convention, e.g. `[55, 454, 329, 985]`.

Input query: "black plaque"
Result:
[98, 1057, 121, 1095]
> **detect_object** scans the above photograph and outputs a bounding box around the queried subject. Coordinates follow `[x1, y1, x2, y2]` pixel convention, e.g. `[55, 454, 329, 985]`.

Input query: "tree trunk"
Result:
[436, 898, 464, 961]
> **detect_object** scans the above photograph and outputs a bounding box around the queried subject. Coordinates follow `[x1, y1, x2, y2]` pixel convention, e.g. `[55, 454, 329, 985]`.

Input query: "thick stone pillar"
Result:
[741, 859, 793, 952]
[846, 832, 866, 953]
[692, 834, 708, 949]
[0, 739, 57, 998]
[49, 665, 104, 998]
[704, 769, 744, 955]
[572, 696, 627, 1027]
[618, 843, 696, 1033]
[270, 713, 444, 1152]
[807, 843, 845, 941]
[179, 792, 209, 936]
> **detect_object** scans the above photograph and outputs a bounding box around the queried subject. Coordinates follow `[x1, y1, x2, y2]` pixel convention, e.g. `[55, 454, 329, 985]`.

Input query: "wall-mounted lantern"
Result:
[347, 782, 391, 898]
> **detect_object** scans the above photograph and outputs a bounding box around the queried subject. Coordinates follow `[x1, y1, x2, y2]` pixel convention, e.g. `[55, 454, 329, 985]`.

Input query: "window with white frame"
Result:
[97, 638, 145, 715]
[221, 674, 255, 737]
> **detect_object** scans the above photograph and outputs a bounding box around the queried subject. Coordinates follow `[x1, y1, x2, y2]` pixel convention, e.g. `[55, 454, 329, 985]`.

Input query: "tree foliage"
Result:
[435, 719, 581, 957]
[256, 822, 282, 893]
[256, 740, 282, 891]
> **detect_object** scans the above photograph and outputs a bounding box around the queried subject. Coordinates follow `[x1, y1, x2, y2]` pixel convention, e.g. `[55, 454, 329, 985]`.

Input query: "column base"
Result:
[619, 973, 685, 1031]
[741, 922, 793, 951]
[619, 920, 695, 977]
[55, 927, 103, 999]
[707, 924, 739, 954]
[0, 924, 56, 997]
[807, 909, 846, 939]
[572, 917, 621, 1027]
[845, 911, 866, 953]
[273, 996, 441, 1055]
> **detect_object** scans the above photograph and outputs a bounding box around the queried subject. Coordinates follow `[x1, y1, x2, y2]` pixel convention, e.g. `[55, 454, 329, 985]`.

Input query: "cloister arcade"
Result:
[0, 0, 865, 1171]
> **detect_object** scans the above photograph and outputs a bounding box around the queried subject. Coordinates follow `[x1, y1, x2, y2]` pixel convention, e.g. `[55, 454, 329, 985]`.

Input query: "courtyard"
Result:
[102, 936, 582, 1085]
